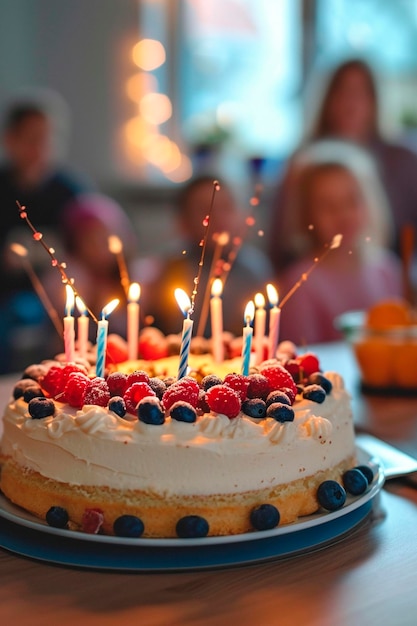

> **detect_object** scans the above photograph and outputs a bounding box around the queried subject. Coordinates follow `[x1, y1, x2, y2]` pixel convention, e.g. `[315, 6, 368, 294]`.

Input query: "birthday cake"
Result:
[0, 341, 367, 538]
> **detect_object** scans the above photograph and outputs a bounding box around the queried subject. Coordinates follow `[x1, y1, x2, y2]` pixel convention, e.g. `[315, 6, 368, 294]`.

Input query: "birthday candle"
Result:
[63, 285, 75, 363]
[266, 284, 281, 360]
[76, 296, 89, 359]
[241, 301, 255, 376]
[96, 299, 119, 378]
[210, 278, 224, 363]
[127, 282, 140, 361]
[254, 292, 266, 365]
[175, 288, 194, 379]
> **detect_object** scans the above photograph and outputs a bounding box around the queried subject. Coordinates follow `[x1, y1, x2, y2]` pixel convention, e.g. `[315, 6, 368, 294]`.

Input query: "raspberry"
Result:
[205, 384, 241, 419]
[223, 373, 250, 401]
[296, 352, 321, 377]
[81, 508, 104, 534]
[259, 364, 297, 397]
[61, 363, 88, 383]
[106, 372, 129, 396]
[177, 376, 200, 394]
[246, 373, 270, 400]
[65, 372, 90, 408]
[40, 365, 64, 397]
[148, 377, 167, 399]
[124, 382, 156, 414]
[84, 378, 111, 407]
[162, 380, 199, 411]
[279, 386, 297, 404]
[127, 370, 150, 386]
[284, 359, 302, 382]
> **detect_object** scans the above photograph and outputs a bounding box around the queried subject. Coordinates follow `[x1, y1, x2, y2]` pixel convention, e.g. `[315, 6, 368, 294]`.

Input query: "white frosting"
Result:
[1, 371, 356, 496]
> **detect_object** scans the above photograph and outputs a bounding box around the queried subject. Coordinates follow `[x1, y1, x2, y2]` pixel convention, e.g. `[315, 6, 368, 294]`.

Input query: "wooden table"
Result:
[1, 344, 417, 626]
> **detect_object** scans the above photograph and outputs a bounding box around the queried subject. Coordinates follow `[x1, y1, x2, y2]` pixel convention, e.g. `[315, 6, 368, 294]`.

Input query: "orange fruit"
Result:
[366, 299, 411, 330]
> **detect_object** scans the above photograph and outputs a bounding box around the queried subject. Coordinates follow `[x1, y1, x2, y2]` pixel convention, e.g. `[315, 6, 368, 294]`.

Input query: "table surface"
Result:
[1, 343, 417, 626]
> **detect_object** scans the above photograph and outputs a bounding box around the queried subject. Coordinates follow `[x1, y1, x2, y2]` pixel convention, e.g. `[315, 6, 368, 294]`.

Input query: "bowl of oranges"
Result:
[336, 299, 417, 392]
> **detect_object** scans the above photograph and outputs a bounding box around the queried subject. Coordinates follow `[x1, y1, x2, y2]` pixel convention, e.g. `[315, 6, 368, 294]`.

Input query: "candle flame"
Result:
[254, 292, 265, 308]
[266, 283, 279, 307]
[65, 284, 75, 317]
[175, 288, 192, 317]
[211, 278, 223, 297]
[108, 235, 122, 254]
[244, 300, 255, 324]
[128, 282, 141, 302]
[10, 243, 28, 257]
[75, 296, 87, 316]
[330, 233, 343, 249]
[102, 298, 120, 319]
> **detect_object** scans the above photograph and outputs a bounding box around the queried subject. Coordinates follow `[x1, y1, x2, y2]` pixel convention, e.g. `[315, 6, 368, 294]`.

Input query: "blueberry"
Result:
[303, 384, 326, 403]
[13, 379, 39, 400]
[108, 396, 127, 418]
[355, 464, 374, 486]
[266, 390, 291, 407]
[176, 515, 209, 538]
[113, 514, 144, 538]
[266, 402, 295, 422]
[21, 363, 48, 382]
[23, 385, 45, 403]
[296, 384, 305, 395]
[317, 480, 346, 511]
[201, 374, 223, 391]
[242, 398, 267, 418]
[170, 401, 197, 423]
[148, 377, 167, 399]
[28, 397, 55, 419]
[138, 397, 165, 425]
[46, 506, 69, 528]
[308, 372, 332, 394]
[343, 468, 368, 495]
[250, 504, 280, 530]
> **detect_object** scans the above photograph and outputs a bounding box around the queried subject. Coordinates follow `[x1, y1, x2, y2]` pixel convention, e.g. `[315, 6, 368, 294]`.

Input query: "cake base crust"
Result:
[0, 455, 356, 537]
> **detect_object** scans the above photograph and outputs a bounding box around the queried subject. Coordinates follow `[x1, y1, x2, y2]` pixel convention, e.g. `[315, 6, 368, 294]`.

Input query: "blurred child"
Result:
[44, 193, 138, 340]
[140, 176, 273, 336]
[278, 140, 402, 345]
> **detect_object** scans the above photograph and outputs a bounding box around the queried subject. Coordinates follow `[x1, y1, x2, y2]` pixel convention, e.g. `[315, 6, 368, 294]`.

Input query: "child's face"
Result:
[307, 168, 367, 247]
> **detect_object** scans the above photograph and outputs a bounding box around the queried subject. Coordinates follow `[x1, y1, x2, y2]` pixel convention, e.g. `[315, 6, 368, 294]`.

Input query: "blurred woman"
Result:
[269, 59, 417, 272]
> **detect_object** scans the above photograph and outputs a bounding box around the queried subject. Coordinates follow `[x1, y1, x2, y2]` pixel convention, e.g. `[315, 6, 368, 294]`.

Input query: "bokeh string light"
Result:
[189, 179, 220, 315]
[16, 201, 98, 323]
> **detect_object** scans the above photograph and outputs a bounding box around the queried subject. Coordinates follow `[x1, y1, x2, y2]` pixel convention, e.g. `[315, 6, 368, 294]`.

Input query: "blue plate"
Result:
[0, 448, 384, 571]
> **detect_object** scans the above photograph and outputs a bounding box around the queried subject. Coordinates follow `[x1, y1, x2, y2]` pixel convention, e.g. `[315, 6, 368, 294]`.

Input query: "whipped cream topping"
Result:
[1, 371, 356, 496]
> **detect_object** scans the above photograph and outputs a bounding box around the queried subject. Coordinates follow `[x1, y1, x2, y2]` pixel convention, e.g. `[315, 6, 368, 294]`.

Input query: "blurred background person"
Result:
[138, 176, 273, 337]
[269, 58, 417, 273]
[44, 192, 139, 343]
[277, 140, 402, 345]
[0, 91, 90, 372]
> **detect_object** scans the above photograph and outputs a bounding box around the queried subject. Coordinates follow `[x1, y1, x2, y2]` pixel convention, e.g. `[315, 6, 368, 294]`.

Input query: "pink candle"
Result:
[254, 292, 266, 365]
[210, 278, 224, 363]
[63, 285, 75, 363]
[267, 283, 281, 360]
[76, 296, 89, 359]
[127, 282, 141, 361]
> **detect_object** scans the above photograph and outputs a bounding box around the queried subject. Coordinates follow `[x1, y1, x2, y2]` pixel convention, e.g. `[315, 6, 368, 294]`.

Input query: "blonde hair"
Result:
[284, 139, 392, 257]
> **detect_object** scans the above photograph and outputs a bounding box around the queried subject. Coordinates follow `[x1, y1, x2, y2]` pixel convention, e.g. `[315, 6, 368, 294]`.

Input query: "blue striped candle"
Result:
[175, 288, 193, 380]
[241, 300, 255, 376]
[95, 298, 120, 378]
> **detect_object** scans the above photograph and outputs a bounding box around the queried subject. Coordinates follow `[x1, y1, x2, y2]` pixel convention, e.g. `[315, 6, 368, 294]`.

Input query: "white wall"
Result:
[0, 0, 141, 187]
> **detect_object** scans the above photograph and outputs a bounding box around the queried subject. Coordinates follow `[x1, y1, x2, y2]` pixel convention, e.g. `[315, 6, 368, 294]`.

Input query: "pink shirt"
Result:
[278, 249, 402, 345]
